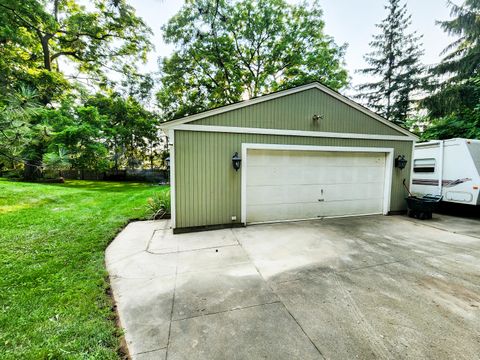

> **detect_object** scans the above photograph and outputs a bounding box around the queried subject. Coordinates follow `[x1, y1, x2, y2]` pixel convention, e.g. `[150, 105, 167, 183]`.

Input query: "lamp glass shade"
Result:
[232, 152, 241, 171]
[395, 155, 407, 170]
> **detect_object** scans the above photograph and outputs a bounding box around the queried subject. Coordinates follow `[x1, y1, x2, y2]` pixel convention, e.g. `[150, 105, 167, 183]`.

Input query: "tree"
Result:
[420, 104, 480, 140]
[0, 0, 153, 178]
[42, 146, 70, 177]
[0, 0, 152, 104]
[157, 0, 348, 120]
[85, 93, 160, 171]
[0, 87, 40, 171]
[48, 106, 110, 174]
[435, 0, 480, 83]
[422, 0, 480, 119]
[356, 0, 424, 125]
[419, 1, 480, 140]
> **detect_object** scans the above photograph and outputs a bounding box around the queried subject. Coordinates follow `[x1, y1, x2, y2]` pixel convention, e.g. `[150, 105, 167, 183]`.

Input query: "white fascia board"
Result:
[160, 82, 418, 140]
[173, 124, 415, 142]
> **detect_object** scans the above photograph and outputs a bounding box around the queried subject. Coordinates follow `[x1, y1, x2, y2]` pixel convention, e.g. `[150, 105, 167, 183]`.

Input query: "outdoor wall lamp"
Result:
[312, 114, 324, 122]
[395, 155, 408, 170]
[232, 152, 241, 171]
[165, 156, 170, 169]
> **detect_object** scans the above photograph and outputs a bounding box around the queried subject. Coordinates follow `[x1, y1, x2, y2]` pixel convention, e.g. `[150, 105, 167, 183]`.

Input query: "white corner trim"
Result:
[160, 82, 418, 140]
[173, 124, 415, 141]
[240, 143, 395, 224]
[169, 130, 176, 229]
[408, 140, 416, 196]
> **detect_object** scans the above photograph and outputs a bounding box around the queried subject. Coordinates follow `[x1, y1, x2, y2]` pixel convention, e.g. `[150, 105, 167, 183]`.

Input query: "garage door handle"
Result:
[318, 199, 324, 202]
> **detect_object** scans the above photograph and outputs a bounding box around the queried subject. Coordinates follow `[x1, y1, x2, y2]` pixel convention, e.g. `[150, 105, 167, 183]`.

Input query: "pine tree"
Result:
[436, 0, 480, 81]
[356, 0, 424, 126]
[422, 0, 480, 119]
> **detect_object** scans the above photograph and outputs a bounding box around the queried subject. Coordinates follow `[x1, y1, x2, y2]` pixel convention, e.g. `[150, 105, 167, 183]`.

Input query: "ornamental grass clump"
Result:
[147, 190, 171, 219]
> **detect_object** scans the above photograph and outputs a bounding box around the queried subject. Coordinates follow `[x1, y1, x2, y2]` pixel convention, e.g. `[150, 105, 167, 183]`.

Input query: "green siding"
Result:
[174, 130, 413, 229]
[192, 88, 405, 136]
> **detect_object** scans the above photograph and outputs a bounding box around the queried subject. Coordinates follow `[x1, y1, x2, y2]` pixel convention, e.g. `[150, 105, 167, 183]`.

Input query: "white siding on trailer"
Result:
[411, 143, 442, 196]
[412, 139, 480, 205]
[246, 149, 386, 223]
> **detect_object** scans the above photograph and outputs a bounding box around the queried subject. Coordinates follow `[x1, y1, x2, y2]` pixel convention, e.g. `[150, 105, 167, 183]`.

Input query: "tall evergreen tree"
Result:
[356, 0, 424, 125]
[422, 0, 480, 119]
[436, 0, 480, 81]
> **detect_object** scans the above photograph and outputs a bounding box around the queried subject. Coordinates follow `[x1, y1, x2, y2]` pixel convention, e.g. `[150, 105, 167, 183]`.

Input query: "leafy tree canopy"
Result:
[0, 0, 158, 177]
[85, 93, 160, 169]
[0, 0, 153, 103]
[157, 0, 348, 120]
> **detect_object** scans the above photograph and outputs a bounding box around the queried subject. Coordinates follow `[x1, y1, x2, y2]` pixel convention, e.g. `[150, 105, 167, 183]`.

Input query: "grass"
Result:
[0, 179, 168, 359]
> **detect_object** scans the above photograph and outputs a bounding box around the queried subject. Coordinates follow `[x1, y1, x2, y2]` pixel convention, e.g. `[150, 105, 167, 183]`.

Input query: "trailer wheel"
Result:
[407, 209, 413, 218]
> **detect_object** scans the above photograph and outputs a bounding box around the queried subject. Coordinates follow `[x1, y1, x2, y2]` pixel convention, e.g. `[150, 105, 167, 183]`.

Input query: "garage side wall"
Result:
[174, 130, 412, 229]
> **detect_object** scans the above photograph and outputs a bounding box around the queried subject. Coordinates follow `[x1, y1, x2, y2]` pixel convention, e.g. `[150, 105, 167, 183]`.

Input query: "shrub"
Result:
[2, 170, 23, 179]
[146, 190, 171, 219]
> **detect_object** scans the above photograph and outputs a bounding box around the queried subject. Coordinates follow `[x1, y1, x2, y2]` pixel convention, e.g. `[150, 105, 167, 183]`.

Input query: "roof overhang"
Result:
[161, 82, 419, 140]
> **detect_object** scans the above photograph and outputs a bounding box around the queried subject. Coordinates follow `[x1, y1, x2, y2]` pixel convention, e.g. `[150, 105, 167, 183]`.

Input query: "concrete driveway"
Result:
[106, 215, 480, 360]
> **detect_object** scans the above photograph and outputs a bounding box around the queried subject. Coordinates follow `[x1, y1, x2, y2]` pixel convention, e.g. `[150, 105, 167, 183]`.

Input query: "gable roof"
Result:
[161, 82, 418, 140]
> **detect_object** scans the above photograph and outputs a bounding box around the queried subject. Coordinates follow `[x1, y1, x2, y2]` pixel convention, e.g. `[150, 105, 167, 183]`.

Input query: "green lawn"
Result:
[0, 179, 168, 359]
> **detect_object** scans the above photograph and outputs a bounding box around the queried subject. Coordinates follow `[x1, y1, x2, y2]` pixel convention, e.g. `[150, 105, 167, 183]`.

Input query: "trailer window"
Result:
[414, 158, 436, 173]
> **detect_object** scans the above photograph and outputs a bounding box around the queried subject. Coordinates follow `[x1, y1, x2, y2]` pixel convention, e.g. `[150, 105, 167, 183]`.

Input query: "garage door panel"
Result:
[248, 150, 384, 168]
[247, 198, 384, 223]
[318, 198, 384, 217]
[247, 203, 321, 223]
[305, 153, 384, 167]
[247, 184, 325, 205]
[247, 182, 384, 206]
[323, 183, 384, 202]
[246, 149, 387, 223]
[247, 165, 385, 186]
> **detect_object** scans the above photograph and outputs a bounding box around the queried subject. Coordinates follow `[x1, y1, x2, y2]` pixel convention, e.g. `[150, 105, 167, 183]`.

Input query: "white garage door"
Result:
[246, 149, 387, 223]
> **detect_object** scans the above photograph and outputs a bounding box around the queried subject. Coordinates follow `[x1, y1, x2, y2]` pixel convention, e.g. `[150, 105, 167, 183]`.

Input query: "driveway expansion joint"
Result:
[146, 243, 239, 255]
[133, 347, 167, 356]
[230, 227, 329, 359]
[279, 301, 328, 360]
[145, 228, 161, 252]
[171, 300, 283, 322]
[164, 255, 178, 360]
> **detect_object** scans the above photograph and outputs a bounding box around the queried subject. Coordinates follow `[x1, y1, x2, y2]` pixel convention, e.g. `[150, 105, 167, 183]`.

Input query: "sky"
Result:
[128, 0, 454, 94]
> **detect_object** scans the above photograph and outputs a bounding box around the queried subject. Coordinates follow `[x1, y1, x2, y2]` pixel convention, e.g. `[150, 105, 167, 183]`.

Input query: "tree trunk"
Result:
[24, 161, 41, 181]
[39, 33, 52, 71]
[53, 0, 59, 21]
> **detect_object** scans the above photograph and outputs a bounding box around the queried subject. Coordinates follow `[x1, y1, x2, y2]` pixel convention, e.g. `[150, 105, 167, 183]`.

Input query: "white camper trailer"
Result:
[411, 138, 480, 206]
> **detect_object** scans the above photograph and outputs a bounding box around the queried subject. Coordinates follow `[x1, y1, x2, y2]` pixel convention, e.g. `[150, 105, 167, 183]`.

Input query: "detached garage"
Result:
[162, 82, 417, 232]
